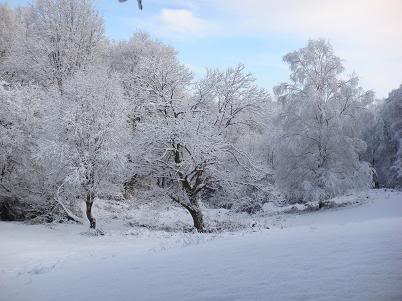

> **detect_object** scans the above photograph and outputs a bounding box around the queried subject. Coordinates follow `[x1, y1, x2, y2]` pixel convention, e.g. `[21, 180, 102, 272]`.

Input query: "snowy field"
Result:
[1, 189, 402, 301]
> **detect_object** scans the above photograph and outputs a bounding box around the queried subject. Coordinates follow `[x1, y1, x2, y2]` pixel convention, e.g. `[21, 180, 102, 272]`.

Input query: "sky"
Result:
[5, 0, 402, 98]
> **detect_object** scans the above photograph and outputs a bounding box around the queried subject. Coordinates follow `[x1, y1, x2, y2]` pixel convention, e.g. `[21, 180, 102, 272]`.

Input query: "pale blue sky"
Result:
[5, 0, 402, 98]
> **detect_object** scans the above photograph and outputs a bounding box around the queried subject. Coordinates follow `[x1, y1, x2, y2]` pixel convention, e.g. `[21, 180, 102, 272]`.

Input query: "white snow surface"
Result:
[1, 189, 402, 301]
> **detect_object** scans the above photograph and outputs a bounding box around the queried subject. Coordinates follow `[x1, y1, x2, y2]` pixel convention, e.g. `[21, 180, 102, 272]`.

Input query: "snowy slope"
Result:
[1, 189, 401, 301]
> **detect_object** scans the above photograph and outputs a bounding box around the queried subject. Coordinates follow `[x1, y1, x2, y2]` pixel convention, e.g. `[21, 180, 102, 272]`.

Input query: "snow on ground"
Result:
[1, 189, 402, 301]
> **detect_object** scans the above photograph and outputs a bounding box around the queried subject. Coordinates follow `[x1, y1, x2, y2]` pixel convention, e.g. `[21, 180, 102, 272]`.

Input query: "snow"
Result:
[1, 189, 402, 301]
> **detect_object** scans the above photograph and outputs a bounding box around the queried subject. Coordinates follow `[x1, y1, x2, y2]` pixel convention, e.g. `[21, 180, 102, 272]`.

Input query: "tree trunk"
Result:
[85, 192, 96, 229]
[188, 206, 204, 233]
[170, 197, 204, 232]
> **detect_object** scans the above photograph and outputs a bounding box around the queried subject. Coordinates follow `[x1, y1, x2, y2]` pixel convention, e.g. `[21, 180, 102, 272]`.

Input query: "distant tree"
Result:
[360, 102, 389, 188]
[274, 39, 374, 202]
[365, 85, 402, 188]
[381, 85, 402, 187]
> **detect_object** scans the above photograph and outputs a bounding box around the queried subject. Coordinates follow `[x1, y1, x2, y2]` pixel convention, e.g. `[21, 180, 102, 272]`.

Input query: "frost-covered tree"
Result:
[0, 82, 56, 220]
[110, 33, 191, 108]
[274, 39, 374, 202]
[40, 67, 129, 228]
[381, 85, 402, 187]
[131, 63, 272, 231]
[0, 5, 19, 67]
[193, 64, 274, 210]
[0, 83, 31, 197]
[106, 32, 192, 136]
[110, 33, 194, 196]
[134, 103, 264, 232]
[7, 0, 103, 91]
[194, 64, 270, 131]
[120, 41, 206, 230]
[360, 102, 389, 187]
[364, 85, 402, 188]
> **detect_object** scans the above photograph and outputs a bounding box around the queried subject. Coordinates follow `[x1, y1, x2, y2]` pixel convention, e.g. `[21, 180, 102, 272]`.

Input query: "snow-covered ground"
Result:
[1, 189, 401, 301]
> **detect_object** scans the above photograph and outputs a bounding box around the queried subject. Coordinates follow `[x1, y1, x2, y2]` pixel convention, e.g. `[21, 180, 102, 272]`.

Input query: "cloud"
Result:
[219, 0, 402, 38]
[212, 0, 402, 97]
[158, 9, 212, 35]
[110, 0, 402, 97]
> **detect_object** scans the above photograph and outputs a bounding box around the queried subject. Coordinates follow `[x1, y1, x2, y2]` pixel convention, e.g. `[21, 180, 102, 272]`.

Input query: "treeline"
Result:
[0, 0, 400, 232]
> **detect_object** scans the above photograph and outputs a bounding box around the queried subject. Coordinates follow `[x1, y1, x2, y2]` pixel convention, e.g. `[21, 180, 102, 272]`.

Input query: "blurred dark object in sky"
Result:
[118, 0, 143, 10]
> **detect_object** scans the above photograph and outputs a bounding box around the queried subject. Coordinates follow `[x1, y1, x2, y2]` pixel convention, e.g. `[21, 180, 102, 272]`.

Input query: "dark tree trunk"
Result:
[170, 195, 205, 233]
[86, 192, 96, 229]
[171, 145, 205, 232]
[188, 206, 204, 233]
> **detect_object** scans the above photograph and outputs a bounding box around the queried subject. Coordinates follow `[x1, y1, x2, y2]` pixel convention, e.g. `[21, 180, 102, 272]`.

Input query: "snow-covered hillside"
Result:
[1, 189, 401, 301]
